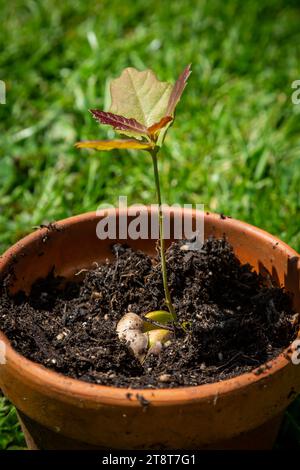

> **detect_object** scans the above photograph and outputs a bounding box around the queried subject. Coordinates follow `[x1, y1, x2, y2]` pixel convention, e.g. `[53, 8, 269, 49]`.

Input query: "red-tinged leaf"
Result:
[90, 110, 149, 137]
[148, 116, 173, 137]
[75, 139, 152, 151]
[166, 64, 191, 116]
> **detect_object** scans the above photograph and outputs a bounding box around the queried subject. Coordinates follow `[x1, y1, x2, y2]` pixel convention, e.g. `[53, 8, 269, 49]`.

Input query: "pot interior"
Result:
[1, 210, 300, 312]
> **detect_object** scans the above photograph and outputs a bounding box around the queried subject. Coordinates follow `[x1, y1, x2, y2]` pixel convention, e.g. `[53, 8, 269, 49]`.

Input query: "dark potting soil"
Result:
[0, 238, 297, 389]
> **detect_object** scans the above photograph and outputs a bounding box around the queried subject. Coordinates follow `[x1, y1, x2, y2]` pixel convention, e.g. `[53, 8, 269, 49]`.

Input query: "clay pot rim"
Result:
[0, 209, 298, 407]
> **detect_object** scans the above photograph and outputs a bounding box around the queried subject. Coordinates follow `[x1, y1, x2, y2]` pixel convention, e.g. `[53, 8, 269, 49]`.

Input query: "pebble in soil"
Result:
[0, 237, 297, 389]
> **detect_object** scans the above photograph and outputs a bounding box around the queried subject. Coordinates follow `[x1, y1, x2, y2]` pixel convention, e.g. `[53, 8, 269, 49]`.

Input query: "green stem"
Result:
[150, 148, 176, 321]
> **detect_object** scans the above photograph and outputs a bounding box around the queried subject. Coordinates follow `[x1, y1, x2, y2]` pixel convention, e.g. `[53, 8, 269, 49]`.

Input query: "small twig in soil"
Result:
[75, 268, 90, 276]
[141, 315, 175, 332]
[216, 352, 242, 371]
[112, 250, 119, 281]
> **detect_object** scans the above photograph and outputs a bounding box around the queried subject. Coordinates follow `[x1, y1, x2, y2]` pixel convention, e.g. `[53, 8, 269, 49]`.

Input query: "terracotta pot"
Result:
[0, 209, 299, 450]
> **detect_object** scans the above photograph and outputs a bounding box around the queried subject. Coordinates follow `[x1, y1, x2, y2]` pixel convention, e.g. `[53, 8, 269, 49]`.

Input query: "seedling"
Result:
[76, 65, 191, 360]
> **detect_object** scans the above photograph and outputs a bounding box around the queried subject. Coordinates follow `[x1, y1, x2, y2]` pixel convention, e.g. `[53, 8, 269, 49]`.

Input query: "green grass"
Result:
[0, 0, 299, 449]
[0, 396, 25, 450]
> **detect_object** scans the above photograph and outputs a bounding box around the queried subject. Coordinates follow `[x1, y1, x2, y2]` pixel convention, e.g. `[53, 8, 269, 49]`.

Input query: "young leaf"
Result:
[90, 110, 149, 140]
[109, 68, 173, 128]
[75, 139, 152, 151]
[148, 116, 173, 138]
[166, 64, 191, 116]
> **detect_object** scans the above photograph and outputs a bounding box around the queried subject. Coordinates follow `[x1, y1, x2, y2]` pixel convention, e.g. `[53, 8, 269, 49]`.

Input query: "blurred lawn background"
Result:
[0, 0, 300, 449]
